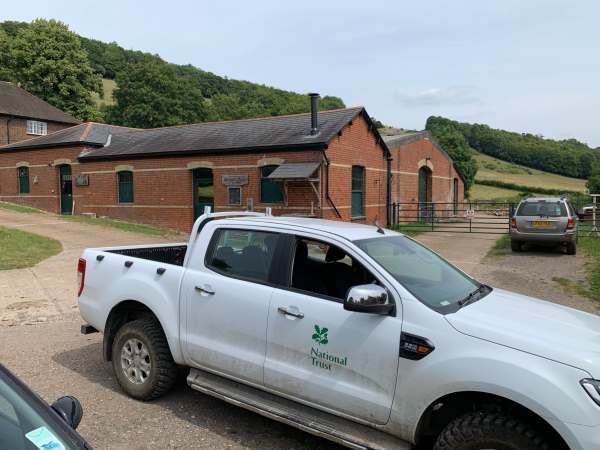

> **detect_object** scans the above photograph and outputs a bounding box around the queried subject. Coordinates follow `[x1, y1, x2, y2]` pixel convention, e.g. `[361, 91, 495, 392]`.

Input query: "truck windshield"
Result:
[355, 235, 484, 313]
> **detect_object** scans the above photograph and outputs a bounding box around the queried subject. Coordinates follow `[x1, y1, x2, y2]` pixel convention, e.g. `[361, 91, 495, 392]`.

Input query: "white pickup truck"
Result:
[78, 210, 600, 450]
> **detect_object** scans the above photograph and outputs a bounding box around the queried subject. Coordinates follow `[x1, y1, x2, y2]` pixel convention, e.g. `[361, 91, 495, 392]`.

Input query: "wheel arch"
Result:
[414, 390, 569, 449]
[103, 300, 177, 363]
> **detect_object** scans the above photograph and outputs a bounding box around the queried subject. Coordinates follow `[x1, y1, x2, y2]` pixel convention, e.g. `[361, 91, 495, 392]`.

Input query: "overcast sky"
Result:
[4, 0, 600, 146]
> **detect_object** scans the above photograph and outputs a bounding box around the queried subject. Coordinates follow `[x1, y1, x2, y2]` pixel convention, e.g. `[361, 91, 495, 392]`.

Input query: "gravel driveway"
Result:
[0, 208, 597, 449]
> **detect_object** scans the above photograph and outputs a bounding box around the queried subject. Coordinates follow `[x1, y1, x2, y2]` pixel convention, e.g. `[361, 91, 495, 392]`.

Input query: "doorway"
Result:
[193, 168, 214, 220]
[418, 166, 432, 221]
[59, 165, 73, 215]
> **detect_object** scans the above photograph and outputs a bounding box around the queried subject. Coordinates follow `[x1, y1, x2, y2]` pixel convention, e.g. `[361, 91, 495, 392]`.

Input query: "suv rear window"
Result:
[516, 201, 567, 217]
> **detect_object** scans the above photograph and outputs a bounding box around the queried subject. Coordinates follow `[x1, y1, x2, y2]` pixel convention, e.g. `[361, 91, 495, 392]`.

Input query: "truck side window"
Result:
[207, 229, 279, 283]
[291, 238, 375, 300]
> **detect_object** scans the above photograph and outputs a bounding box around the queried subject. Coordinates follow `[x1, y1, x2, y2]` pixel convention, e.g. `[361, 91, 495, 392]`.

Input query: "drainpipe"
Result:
[386, 154, 392, 226]
[6, 116, 14, 145]
[321, 149, 341, 219]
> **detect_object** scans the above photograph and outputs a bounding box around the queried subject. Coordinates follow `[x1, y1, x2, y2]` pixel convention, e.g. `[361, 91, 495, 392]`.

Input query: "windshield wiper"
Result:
[458, 284, 490, 308]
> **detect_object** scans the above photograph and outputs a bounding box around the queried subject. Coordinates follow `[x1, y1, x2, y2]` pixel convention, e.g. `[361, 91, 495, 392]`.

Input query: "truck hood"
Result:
[446, 288, 600, 377]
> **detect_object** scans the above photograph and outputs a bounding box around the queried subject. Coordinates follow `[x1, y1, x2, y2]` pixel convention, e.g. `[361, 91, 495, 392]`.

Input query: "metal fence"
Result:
[390, 201, 514, 235]
[389, 200, 599, 238]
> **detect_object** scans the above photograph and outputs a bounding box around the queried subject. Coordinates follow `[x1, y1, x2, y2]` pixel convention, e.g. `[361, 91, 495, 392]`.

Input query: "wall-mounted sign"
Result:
[222, 175, 248, 186]
[76, 174, 90, 187]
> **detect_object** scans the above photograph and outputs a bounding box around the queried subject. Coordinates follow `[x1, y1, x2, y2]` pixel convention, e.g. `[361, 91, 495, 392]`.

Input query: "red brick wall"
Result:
[0, 116, 75, 145]
[389, 136, 464, 221]
[323, 115, 388, 225]
[0, 145, 326, 232]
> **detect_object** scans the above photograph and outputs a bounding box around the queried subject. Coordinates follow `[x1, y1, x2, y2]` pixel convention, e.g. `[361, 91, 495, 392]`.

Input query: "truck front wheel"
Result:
[434, 412, 549, 450]
[112, 318, 177, 401]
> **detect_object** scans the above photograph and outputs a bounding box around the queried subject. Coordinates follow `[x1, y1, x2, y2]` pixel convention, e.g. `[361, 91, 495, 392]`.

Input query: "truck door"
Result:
[264, 236, 401, 425]
[181, 227, 283, 386]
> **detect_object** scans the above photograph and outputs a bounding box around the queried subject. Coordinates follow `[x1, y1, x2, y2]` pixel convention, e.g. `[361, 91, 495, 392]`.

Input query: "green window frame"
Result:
[351, 165, 365, 218]
[17, 166, 30, 194]
[117, 171, 134, 203]
[260, 165, 283, 203]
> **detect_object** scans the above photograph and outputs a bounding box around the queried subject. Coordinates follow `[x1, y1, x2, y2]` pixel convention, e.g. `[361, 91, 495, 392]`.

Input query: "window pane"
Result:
[118, 171, 134, 203]
[228, 187, 241, 205]
[291, 238, 375, 299]
[208, 229, 279, 283]
[260, 165, 283, 203]
[351, 166, 364, 217]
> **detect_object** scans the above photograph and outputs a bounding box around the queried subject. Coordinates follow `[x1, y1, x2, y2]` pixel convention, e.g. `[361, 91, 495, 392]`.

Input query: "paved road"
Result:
[0, 208, 596, 449]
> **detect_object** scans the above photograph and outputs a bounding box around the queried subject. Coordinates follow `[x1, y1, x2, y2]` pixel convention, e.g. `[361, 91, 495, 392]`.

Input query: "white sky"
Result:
[4, 0, 600, 146]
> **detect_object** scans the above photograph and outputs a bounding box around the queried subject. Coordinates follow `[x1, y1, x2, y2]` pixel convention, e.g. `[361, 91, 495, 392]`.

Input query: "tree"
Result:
[4, 19, 103, 121]
[587, 163, 600, 194]
[0, 29, 11, 81]
[107, 62, 207, 128]
[425, 119, 478, 194]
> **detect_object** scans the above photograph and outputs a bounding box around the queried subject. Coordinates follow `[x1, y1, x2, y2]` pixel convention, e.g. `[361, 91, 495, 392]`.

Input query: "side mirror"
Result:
[344, 284, 394, 315]
[51, 396, 83, 430]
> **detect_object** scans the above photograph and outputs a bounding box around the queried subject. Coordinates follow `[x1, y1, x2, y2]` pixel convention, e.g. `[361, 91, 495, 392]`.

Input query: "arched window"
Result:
[351, 165, 365, 218]
[260, 165, 283, 203]
[117, 171, 134, 203]
[17, 166, 30, 194]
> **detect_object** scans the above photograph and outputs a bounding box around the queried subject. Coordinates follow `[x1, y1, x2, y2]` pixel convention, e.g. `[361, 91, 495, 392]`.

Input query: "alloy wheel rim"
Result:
[120, 338, 151, 384]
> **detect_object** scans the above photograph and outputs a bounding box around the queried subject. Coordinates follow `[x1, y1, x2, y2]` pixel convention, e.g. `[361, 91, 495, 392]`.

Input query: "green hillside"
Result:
[469, 152, 588, 201]
[427, 116, 600, 180]
[0, 20, 345, 125]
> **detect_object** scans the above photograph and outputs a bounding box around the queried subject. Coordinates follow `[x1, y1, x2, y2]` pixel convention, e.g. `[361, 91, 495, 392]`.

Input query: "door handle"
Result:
[195, 285, 215, 295]
[277, 306, 304, 319]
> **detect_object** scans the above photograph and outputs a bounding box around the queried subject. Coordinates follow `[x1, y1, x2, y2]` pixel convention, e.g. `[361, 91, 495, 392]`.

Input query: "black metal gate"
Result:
[389, 201, 515, 234]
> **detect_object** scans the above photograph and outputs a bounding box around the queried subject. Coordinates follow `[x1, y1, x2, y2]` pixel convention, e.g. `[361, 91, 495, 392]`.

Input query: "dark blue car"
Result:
[0, 364, 92, 450]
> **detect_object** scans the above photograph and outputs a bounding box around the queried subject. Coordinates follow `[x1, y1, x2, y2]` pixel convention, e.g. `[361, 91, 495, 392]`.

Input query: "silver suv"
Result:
[510, 197, 577, 254]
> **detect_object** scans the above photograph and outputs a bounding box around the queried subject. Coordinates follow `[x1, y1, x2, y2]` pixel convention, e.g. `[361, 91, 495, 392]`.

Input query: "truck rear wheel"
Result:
[433, 412, 549, 450]
[112, 318, 177, 401]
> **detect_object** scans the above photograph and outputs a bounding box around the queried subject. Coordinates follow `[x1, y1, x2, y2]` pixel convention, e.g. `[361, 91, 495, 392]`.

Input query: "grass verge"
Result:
[61, 215, 178, 237]
[0, 201, 43, 214]
[578, 224, 600, 302]
[485, 234, 511, 259]
[393, 223, 427, 236]
[0, 226, 62, 270]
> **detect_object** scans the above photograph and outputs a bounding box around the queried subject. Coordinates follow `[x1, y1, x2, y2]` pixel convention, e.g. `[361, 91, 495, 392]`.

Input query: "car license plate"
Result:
[532, 220, 552, 228]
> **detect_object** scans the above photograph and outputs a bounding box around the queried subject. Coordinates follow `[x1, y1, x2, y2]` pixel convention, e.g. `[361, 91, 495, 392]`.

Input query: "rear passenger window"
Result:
[207, 229, 279, 283]
[291, 238, 376, 300]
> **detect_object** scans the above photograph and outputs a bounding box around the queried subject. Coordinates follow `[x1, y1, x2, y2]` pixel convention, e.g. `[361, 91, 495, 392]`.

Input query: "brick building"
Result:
[0, 81, 80, 145]
[384, 131, 465, 221]
[0, 96, 464, 232]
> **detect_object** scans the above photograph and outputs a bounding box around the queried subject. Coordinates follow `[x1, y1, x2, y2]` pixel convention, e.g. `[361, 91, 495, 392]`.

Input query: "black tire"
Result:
[433, 412, 549, 450]
[112, 318, 177, 401]
[566, 242, 576, 255]
[510, 240, 522, 252]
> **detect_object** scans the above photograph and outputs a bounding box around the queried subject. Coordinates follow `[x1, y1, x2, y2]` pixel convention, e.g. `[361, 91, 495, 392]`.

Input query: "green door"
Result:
[59, 165, 73, 215]
[193, 168, 214, 220]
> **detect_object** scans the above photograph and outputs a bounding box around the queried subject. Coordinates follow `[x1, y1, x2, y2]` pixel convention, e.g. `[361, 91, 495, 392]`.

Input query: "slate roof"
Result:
[0, 107, 381, 159]
[382, 131, 430, 149]
[0, 81, 80, 124]
[0, 122, 137, 151]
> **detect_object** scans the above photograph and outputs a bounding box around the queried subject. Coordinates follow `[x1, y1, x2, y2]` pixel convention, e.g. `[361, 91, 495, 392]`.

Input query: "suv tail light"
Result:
[566, 217, 575, 230]
[510, 217, 517, 229]
[77, 258, 86, 297]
